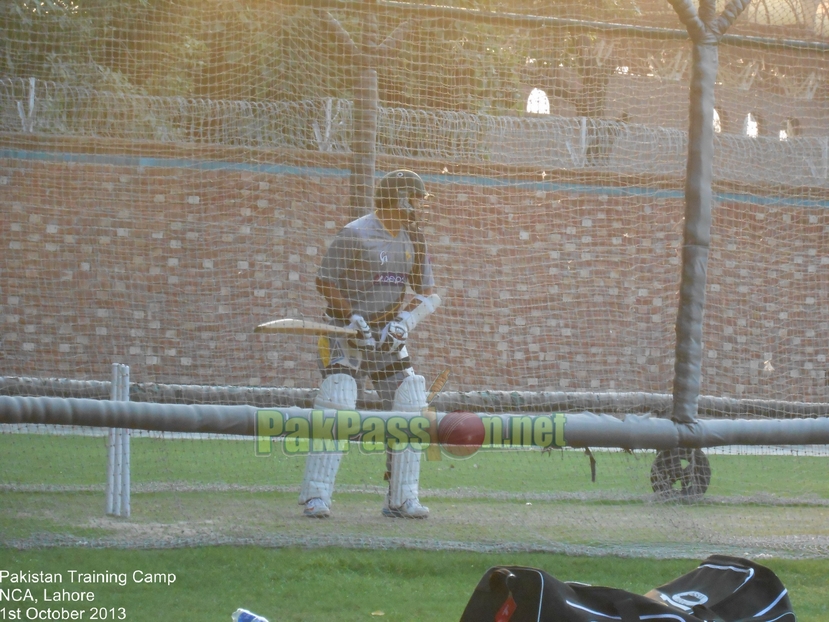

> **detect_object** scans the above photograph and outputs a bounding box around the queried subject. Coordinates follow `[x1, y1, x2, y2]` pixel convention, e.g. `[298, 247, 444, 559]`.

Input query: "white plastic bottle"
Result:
[231, 608, 269, 622]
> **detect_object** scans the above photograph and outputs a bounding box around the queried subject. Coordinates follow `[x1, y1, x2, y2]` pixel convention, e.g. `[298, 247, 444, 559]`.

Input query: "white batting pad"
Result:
[387, 374, 427, 507]
[313, 373, 358, 410]
[299, 452, 344, 506]
[299, 374, 357, 505]
[388, 449, 422, 508]
[391, 373, 428, 412]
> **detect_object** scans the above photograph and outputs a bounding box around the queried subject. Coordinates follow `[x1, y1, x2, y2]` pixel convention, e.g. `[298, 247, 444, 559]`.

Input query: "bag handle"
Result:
[613, 597, 726, 622]
[691, 605, 726, 621]
[613, 598, 642, 622]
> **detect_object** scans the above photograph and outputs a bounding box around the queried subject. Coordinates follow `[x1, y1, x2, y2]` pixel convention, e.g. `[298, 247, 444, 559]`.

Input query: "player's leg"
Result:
[375, 369, 430, 519]
[298, 371, 357, 517]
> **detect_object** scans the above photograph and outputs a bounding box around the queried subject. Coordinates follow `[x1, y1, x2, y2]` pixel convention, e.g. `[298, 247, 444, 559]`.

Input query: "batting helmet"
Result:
[375, 170, 430, 213]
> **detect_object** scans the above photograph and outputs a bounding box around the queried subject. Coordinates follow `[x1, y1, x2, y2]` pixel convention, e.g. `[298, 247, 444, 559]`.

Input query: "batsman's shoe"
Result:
[303, 497, 331, 518]
[382, 499, 429, 519]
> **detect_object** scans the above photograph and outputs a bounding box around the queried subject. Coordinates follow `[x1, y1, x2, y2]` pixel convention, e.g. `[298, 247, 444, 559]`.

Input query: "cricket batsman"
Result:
[299, 169, 439, 519]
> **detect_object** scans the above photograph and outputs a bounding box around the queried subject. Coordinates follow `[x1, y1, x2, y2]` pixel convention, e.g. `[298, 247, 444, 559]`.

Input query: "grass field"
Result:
[2, 432, 828, 559]
[4, 433, 829, 497]
[0, 547, 826, 621]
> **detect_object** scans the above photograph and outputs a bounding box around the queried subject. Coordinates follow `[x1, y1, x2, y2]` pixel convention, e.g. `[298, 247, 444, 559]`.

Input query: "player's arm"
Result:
[410, 225, 435, 296]
[396, 286, 433, 313]
[316, 232, 361, 321]
[380, 243, 439, 354]
[379, 232, 438, 351]
[405, 238, 435, 311]
[316, 276, 352, 320]
[316, 276, 375, 350]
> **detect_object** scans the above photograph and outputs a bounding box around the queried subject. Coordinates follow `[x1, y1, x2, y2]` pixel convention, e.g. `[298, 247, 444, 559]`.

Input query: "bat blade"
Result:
[427, 368, 451, 404]
[424, 369, 450, 462]
[253, 318, 357, 337]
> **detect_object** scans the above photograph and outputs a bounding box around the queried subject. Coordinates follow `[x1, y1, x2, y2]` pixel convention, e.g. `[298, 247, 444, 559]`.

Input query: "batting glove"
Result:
[379, 316, 409, 354]
[347, 314, 376, 351]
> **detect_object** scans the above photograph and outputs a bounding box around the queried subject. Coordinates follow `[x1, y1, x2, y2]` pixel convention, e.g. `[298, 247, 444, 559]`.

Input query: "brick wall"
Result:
[2, 141, 828, 402]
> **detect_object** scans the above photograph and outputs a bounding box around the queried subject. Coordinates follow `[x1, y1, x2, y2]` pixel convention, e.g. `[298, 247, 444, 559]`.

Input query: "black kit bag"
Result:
[459, 555, 795, 622]
[646, 554, 795, 622]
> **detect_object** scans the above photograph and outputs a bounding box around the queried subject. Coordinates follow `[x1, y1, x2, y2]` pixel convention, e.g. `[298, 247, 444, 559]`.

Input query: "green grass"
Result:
[2, 434, 828, 619]
[2, 434, 829, 558]
[3, 434, 828, 499]
[0, 547, 825, 622]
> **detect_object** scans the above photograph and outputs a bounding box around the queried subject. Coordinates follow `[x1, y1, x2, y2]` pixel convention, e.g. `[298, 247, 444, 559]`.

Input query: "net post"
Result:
[120, 365, 131, 518]
[105, 363, 130, 518]
[105, 364, 118, 515]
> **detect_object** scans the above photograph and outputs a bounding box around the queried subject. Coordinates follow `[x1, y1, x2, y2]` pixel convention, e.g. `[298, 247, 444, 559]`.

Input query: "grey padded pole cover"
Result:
[667, 0, 751, 424]
[0, 395, 257, 436]
[5, 377, 829, 419]
[5, 396, 829, 449]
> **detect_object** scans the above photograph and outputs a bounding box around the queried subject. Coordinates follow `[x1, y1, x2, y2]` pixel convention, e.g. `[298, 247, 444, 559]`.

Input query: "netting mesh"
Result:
[1, 0, 829, 557]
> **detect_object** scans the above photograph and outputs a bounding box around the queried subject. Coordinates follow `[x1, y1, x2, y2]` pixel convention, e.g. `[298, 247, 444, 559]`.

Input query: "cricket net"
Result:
[2, 0, 829, 558]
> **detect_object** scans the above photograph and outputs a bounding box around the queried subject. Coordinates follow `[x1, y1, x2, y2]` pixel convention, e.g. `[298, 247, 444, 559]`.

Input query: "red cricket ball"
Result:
[438, 411, 485, 458]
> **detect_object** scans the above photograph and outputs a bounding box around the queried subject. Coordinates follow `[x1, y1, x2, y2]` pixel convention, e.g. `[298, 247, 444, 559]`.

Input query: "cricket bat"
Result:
[254, 294, 441, 338]
[253, 318, 357, 337]
[424, 368, 450, 462]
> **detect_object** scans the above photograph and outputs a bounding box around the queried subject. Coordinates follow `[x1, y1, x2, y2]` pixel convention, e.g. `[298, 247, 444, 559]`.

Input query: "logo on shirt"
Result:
[379, 250, 389, 265]
[374, 273, 406, 285]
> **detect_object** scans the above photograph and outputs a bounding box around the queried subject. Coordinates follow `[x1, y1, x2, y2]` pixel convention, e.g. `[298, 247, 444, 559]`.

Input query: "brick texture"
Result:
[2, 145, 828, 403]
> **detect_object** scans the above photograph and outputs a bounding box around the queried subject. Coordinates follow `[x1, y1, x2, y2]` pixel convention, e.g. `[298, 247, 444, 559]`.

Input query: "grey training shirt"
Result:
[317, 212, 434, 324]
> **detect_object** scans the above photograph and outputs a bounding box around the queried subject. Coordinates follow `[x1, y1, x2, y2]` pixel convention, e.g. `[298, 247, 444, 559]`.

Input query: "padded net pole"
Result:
[669, 0, 751, 424]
